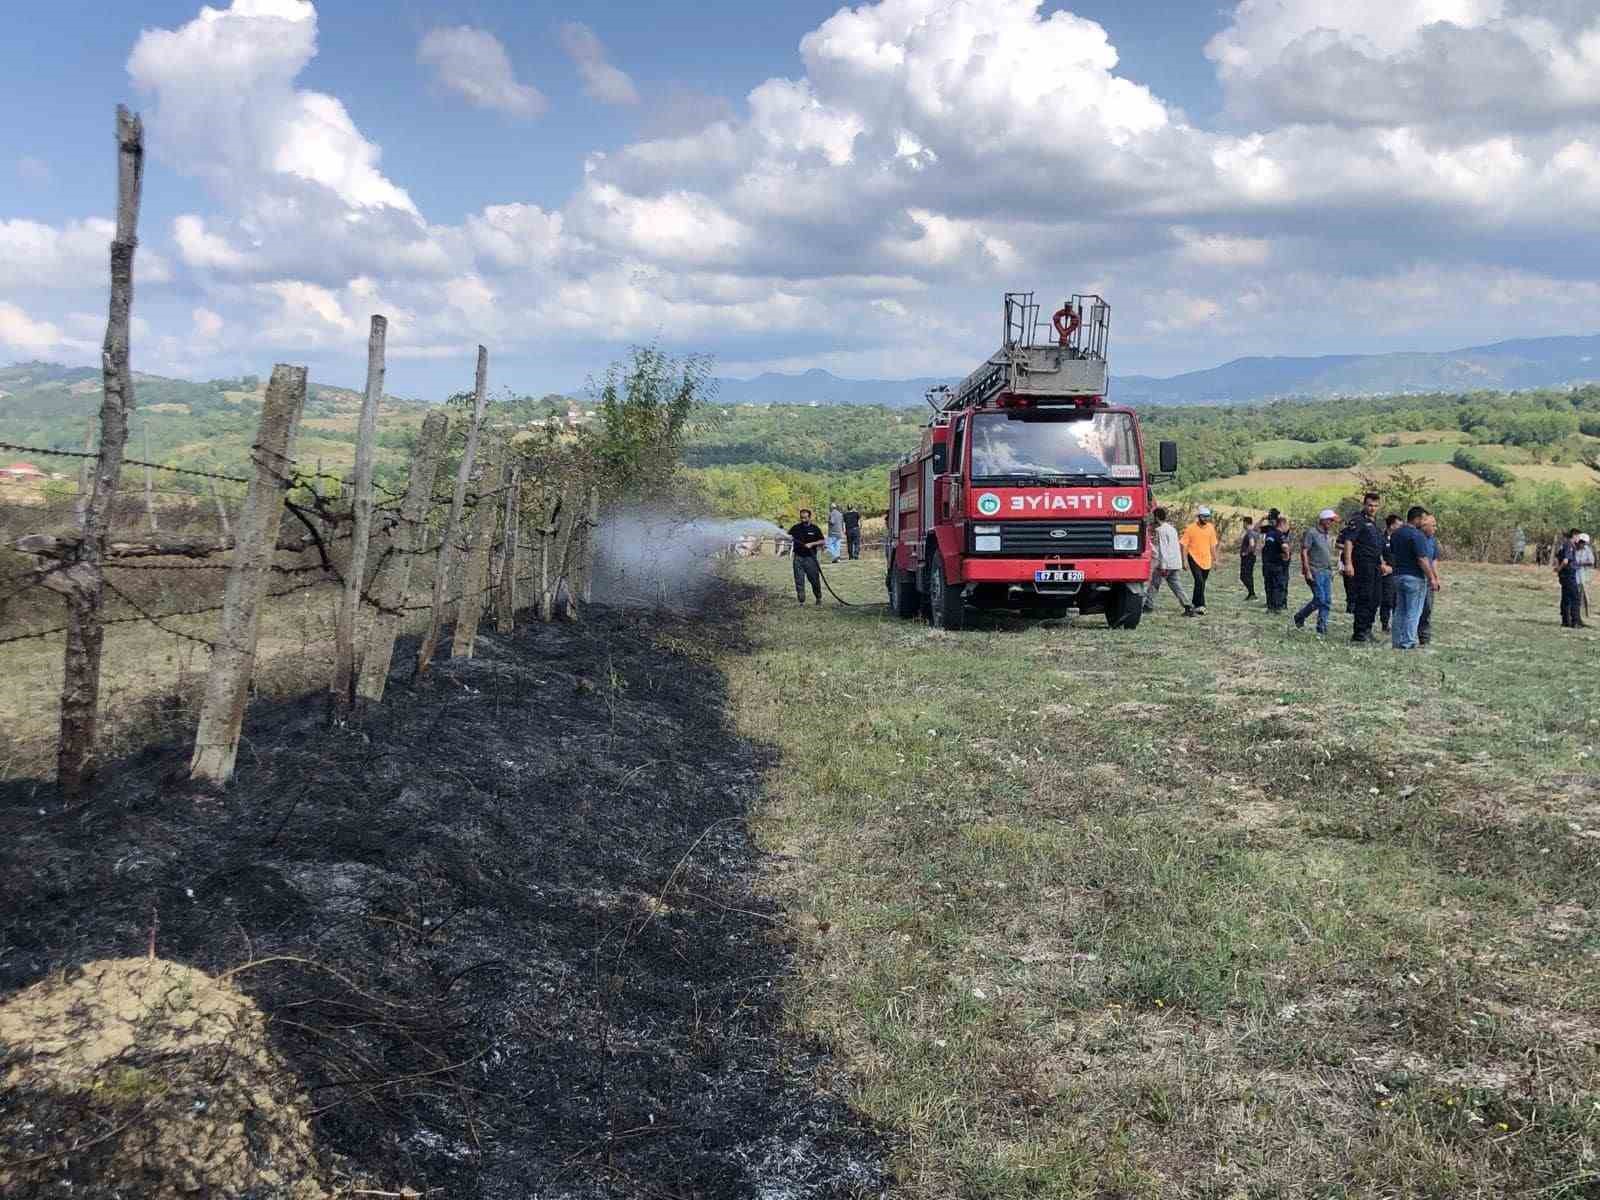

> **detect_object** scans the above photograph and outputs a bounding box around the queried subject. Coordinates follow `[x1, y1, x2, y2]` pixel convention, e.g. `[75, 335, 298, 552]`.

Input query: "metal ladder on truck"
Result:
[934, 291, 1111, 413]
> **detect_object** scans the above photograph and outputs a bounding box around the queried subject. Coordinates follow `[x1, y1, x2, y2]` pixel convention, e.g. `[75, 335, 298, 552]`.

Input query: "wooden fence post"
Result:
[55, 107, 143, 802]
[452, 438, 504, 659]
[73, 416, 95, 524]
[551, 487, 584, 621]
[356, 409, 446, 705]
[538, 487, 566, 622]
[142, 418, 158, 533]
[417, 345, 488, 677]
[189, 364, 308, 789]
[329, 314, 385, 722]
[581, 486, 599, 605]
[496, 459, 522, 633]
[210, 479, 232, 541]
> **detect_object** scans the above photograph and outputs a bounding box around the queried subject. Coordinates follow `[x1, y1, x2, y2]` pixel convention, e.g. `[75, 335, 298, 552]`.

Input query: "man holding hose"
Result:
[787, 508, 826, 605]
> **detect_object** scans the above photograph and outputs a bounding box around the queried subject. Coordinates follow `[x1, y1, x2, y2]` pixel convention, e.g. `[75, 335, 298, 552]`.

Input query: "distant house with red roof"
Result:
[1, 461, 47, 482]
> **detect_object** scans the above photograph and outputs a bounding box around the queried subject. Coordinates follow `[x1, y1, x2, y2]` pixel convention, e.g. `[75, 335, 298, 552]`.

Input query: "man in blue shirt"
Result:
[1417, 513, 1440, 646]
[1387, 506, 1442, 649]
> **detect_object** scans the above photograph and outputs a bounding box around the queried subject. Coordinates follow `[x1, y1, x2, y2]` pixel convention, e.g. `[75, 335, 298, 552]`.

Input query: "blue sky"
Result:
[4, 0, 1600, 399]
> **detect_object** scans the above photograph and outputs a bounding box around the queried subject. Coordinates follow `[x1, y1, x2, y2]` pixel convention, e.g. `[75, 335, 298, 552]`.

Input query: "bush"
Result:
[1452, 448, 1513, 487]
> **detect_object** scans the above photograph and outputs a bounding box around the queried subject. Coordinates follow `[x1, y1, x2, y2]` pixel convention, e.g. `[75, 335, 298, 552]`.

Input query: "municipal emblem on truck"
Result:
[977, 492, 1001, 515]
[1111, 495, 1133, 513]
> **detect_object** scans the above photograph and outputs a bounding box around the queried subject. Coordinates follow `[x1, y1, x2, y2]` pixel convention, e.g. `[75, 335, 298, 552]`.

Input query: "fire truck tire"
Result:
[1106, 584, 1143, 630]
[889, 563, 919, 618]
[927, 555, 965, 630]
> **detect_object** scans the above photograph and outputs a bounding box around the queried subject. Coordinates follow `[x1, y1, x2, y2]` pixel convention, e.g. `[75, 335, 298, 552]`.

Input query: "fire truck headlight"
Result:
[1113, 534, 1139, 551]
[972, 524, 1000, 534]
[974, 534, 1001, 552]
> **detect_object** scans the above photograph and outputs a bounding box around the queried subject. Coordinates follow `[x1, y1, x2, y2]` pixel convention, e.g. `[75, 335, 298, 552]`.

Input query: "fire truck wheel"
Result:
[889, 563, 919, 618]
[927, 555, 965, 630]
[1106, 584, 1143, 630]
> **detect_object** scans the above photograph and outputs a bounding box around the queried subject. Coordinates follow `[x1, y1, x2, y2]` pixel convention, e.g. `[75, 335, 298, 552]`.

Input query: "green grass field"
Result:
[722, 553, 1600, 1198]
[1371, 441, 1461, 464]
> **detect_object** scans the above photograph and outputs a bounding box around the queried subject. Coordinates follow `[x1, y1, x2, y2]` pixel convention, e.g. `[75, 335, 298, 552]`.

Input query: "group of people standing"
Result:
[1150, 493, 1445, 649]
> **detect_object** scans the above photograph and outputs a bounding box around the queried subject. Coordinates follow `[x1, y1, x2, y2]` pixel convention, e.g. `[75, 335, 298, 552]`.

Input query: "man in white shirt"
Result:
[1143, 507, 1195, 616]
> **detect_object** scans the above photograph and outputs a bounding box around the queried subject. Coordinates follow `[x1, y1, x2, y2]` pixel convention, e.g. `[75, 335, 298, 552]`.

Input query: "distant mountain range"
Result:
[714, 333, 1600, 408]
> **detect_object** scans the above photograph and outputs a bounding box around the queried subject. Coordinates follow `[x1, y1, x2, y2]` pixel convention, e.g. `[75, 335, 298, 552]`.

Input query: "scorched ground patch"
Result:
[0, 598, 886, 1199]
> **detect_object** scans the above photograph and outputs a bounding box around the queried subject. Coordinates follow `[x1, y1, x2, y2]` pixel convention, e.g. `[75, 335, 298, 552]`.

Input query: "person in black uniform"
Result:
[843, 504, 862, 559]
[1379, 514, 1402, 633]
[1238, 517, 1260, 601]
[1260, 514, 1291, 611]
[1556, 528, 1585, 628]
[1340, 492, 1389, 643]
[787, 509, 826, 605]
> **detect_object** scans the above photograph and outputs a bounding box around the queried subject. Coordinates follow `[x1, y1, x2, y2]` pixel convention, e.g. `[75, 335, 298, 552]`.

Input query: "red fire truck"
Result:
[885, 292, 1176, 630]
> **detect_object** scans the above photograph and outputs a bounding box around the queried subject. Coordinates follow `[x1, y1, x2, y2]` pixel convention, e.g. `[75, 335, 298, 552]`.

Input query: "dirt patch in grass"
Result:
[0, 598, 886, 1199]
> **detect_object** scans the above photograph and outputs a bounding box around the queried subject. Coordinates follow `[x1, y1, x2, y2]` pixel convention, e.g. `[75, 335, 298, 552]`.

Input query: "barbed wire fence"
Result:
[0, 106, 600, 800]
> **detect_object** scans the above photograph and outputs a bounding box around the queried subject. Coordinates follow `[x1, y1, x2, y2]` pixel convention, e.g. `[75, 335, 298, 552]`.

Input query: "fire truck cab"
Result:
[885, 292, 1177, 630]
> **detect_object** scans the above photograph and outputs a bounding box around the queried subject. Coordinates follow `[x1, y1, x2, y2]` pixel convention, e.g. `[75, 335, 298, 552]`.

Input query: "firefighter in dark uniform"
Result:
[1340, 491, 1389, 643]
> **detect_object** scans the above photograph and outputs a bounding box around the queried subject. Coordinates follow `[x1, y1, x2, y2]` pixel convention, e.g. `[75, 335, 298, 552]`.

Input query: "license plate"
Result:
[1035, 569, 1085, 583]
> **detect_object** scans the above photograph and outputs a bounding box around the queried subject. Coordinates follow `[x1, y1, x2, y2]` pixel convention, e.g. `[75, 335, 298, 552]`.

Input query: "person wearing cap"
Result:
[1179, 507, 1220, 614]
[1556, 528, 1586, 628]
[1340, 491, 1389, 643]
[1293, 509, 1340, 635]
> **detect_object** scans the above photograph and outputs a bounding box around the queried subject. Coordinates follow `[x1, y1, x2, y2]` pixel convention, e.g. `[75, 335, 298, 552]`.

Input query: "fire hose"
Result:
[813, 560, 888, 608]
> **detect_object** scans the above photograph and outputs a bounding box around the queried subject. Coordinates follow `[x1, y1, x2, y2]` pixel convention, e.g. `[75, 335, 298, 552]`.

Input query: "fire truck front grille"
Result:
[985, 520, 1125, 556]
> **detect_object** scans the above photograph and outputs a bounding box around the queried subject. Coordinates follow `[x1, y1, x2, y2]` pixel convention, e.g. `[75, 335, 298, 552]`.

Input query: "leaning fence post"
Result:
[56, 106, 144, 802]
[189, 364, 308, 789]
[496, 459, 522, 633]
[329, 314, 385, 722]
[417, 346, 488, 677]
[538, 486, 566, 622]
[356, 409, 447, 705]
[581, 486, 599, 605]
[452, 438, 504, 659]
[552, 485, 584, 621]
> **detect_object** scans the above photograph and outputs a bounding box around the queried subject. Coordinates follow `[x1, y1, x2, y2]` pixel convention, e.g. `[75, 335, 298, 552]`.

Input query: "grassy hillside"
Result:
[725, 555, 1600, 1198]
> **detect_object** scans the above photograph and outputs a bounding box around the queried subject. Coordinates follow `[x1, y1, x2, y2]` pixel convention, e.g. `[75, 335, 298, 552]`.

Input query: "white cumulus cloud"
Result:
[0, 302, 95, 357]
[418, 26, 546, 118]
[558, 22, 639, 106]
[129, 0, 416, 212]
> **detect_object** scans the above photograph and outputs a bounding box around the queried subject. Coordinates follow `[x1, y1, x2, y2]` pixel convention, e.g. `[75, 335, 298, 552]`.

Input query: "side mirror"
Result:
[931, 444, 948, 474]
[1159, 441, 1178, 474]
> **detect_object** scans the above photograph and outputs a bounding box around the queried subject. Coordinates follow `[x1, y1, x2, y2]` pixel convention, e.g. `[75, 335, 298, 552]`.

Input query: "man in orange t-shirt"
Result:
[1179, 507, 1220, 613]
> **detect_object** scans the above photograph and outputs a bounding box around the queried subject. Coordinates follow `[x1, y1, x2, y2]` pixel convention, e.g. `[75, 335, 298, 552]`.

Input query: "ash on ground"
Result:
[592, 512, 786, 614]
[0, 595, 887, 1199]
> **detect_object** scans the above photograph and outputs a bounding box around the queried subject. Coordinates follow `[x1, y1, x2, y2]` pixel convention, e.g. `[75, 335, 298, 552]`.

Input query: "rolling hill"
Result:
[711, 332, 1600, 407]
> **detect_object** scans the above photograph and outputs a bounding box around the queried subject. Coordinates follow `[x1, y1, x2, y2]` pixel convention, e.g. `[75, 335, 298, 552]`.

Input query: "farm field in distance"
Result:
[724, 552, 1600, 1198]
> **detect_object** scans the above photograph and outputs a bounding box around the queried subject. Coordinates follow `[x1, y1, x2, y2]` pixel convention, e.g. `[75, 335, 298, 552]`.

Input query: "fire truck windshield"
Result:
[968, 411, 1139, 482]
